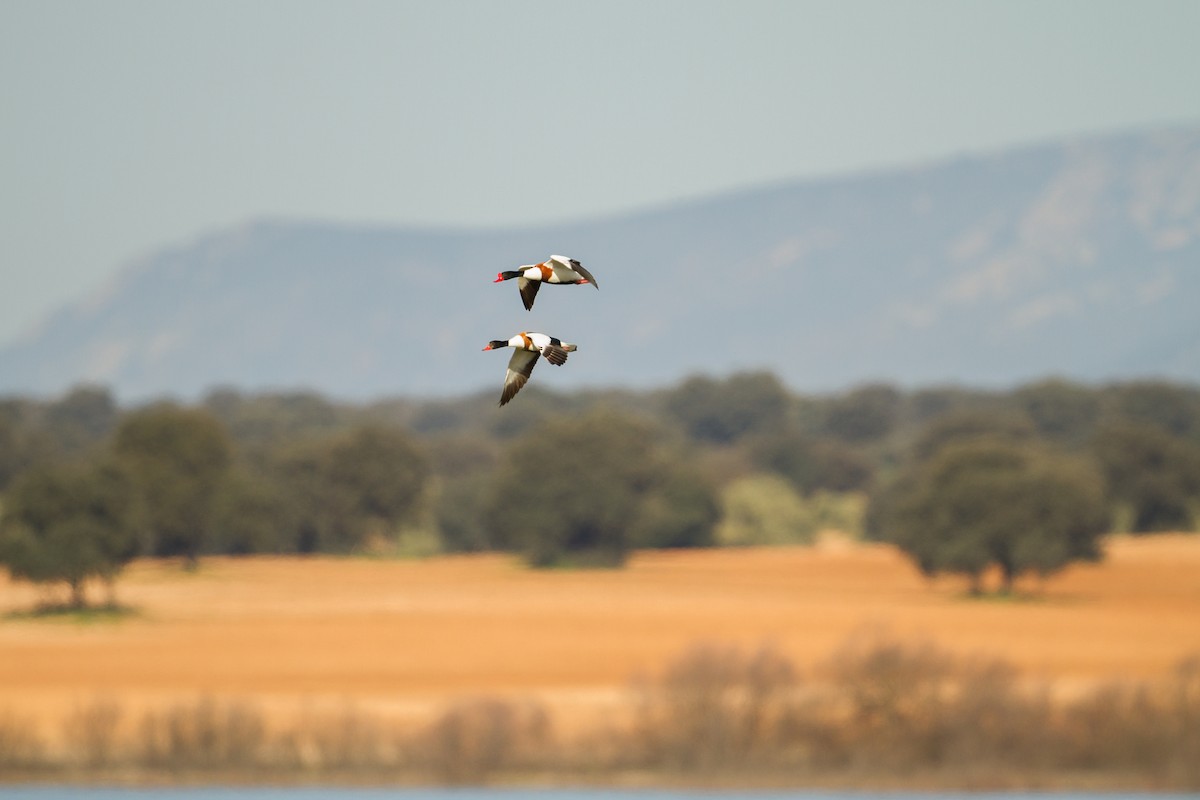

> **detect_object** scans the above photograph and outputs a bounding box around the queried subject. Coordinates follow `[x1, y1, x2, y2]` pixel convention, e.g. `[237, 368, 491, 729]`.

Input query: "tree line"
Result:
[2, 376, 1199, 605]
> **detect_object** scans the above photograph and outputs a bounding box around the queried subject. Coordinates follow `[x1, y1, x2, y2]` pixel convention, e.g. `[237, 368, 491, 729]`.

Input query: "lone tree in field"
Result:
[0, 459, 141, 608]
[876, 439, 1108, 594]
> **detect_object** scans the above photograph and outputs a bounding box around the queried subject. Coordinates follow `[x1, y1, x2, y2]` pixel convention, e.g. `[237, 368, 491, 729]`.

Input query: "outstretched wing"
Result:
[500, 349, 540, 406]
[549, 255, 599, 289]
[540, 343, 570, 366]
[568, 258, 599, 290]
[517, 277, 540, 311]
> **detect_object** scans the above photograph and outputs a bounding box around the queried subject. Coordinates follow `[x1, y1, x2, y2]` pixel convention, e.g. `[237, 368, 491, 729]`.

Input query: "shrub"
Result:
[631, 641, 798, 771]
[823, 631, 955, 768]
[0, 708, 45, 771]
[716, 475, 816, 547]
[136, 696, 267, 770]
[64, 697, 124, 767]
[290, 702, 396, 770]
[419, 697, 549, 784]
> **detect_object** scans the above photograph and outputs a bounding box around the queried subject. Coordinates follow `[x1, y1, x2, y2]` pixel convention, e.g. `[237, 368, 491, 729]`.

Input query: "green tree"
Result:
[114, 404, 233, 568]
[42, 385, 118, 457]
[911, 409, 1037, 462]
[715, 474, 816, 547]
[0, 415, 19, 490]
[210, 469, 292, 554]
[1014, 378, 1100, 445]
[662, 372, 790, 444]
[328, 425, 427, 525]
[429, 434, 501, 553]
[1091, 421, 1200, 532]
[1103, 381, 1200, 440]
[487, 413, 687, 567]
[629, 463, 720, 550]
[0, 459, 140, 608]
[821, 383, 902, 443]
[749, 429, 873, 494]
[272, 440, 356, 553]
[877, 440, 1108, 594]
[435, 473, 495, 553]
[907, 386, 998, 425]
[0, 400, 56, 491]
[273, 424, 429, 553]
[203, 388, 344, 452]
[487, 413, 648, 566]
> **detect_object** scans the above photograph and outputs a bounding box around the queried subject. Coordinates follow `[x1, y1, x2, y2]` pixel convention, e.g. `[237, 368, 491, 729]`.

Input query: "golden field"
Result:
[2, 533, 1199, 738]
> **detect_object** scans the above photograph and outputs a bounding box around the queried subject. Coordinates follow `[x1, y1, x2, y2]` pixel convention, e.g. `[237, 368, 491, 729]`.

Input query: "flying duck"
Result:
[482, 332, 578, 406]
[494, 254, 599, 310]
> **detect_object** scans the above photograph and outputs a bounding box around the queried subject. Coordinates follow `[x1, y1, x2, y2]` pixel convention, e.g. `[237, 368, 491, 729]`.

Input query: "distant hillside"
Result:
[3, 125, 1199, 402]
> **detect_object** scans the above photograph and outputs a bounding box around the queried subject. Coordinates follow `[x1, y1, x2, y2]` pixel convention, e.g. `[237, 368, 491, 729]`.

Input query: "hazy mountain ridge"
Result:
[3, 126, 1199, 402]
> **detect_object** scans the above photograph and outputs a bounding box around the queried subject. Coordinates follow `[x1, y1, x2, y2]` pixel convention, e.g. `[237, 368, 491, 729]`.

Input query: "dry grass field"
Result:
[2, 533, 1199, 740]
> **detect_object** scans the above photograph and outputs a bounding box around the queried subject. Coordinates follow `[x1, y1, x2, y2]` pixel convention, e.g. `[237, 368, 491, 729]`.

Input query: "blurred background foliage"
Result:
[2, 375, 1200, 603]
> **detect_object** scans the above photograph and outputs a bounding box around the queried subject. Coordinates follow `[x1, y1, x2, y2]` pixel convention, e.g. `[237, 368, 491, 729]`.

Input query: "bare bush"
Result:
[63, 697, 124, 767]
[824, 630, 955, 768]
[136, 695, 267, 770]
[0, 708, 45, 772]
[418, 696, 550, 784]
[632, 641, 799, 771]
[1166, 654, 1200, 785]
[940, 655, 1053, 769]
[1059, 680, 1171, 772]
[2, 643, 1199, 788]
[1056, 653, 1200, 788]
[289, 703, 399, 770]
[818, 627, 1069, 778]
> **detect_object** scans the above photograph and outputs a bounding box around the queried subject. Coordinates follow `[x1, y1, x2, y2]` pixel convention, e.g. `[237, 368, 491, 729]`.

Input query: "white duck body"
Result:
[483, 332, 578, 406]
[540, 255, 598, 286]
[496, 255, 599, 311]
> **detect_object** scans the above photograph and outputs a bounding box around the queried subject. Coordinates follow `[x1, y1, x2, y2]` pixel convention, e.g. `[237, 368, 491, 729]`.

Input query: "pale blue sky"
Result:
[2, 0, 1198, 347]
